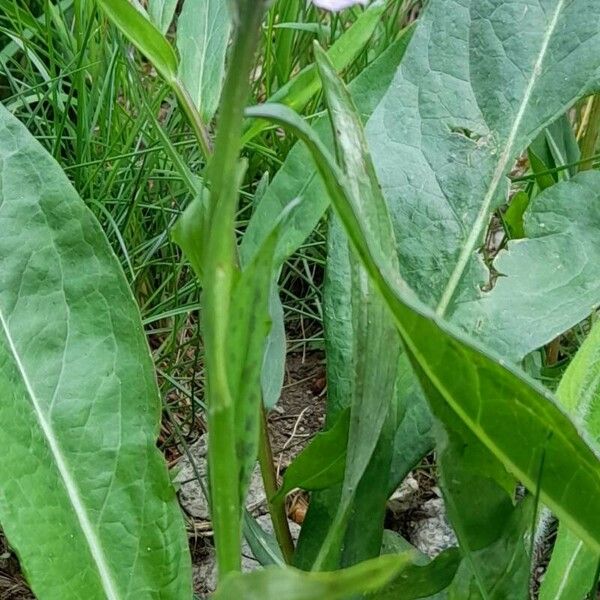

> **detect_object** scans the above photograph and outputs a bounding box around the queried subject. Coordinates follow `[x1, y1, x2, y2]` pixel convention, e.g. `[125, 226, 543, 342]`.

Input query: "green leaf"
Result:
[245, 100, 600, 559]
[371, 548, 461, 600]
[261, 286, 286, 409]
[387, 356, 435, 493]
[177, 0, 232, 122]
[240, 26, 413, 267]
[275, 408, 350, 502]
[539, 320, 600, 600]
[453, 171, 600, 362]
[447, 496, 533, 600]
[171, 187, 209, 282]
[227, 201, 301, 498]
[309, 43, 402, 571]
[364, 0, 600, 319]
[539, 525, 598, 600]
[147, 0, 178, 34]
[243, 511, 285, 567]
[212, 553, 416, 600]
[501, 191, 529, 240]
[97, 0, 178, 84]
[529, 114, 581, 190]
[436, 426, 531, 600]
[0, 105, 191, 598]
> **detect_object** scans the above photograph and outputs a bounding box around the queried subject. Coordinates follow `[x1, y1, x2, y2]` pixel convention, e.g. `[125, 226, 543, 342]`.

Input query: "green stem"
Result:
[579, 94, 600, 171]
[174, 82, 213, 161]
[258, 406, 295, 563]
[203, 0, 271, 583]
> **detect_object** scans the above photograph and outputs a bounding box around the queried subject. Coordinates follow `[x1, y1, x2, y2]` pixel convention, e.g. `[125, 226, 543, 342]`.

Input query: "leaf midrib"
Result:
[435, 0, 566, 316]
[0, 308, 120, 600]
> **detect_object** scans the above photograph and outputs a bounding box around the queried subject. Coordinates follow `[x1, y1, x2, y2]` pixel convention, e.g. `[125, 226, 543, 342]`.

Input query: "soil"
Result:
[267, 352, 327, 473]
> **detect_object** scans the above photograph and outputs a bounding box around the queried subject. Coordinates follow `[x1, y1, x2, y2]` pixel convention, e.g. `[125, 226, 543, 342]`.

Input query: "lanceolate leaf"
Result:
[540, 320, 600, 600]
[0, 106, 191, 597]
[310, 44, 402, 571]
[246, 100, 600, 557]
[365, 0, 600, 318]
[177, 0, 232, 122]
[274, 408, 350, 501]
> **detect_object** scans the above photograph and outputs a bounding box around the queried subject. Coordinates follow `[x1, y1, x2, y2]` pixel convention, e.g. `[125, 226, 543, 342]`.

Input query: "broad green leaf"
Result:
[245, 100, 600, 559]
[540, 320, 600, 600]
[453, 171, 600, 362]
[97, 0, 178, 84]
[447, 497, 532, 600]
[212, 553, 415, 600]
[436, 426, 531, 600]
[365, 0, 600, 320]
[177, 0, 232, 123]
[0, 105, 191, 598]
[148, 0, 178, 34]
[274, 408, 350, 502]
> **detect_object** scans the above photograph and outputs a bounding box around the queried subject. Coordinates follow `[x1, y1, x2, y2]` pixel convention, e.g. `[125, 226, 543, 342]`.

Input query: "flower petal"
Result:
[312, 0, 368, 12]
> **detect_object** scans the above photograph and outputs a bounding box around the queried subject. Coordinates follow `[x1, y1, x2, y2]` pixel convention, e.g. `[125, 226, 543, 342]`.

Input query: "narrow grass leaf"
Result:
[242, 4, 395, 144]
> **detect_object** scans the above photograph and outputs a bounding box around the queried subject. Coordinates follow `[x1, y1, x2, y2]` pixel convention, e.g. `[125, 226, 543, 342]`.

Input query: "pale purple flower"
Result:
[312, 0, 368, 12]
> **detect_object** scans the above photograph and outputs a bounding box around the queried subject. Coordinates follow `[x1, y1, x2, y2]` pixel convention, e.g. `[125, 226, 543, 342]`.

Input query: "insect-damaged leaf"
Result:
[366, 0, 600, 326]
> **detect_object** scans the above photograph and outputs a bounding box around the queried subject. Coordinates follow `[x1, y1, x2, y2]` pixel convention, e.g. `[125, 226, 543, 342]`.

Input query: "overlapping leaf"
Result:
[366, 0, 600, 325]
[540, 320, 600, 600]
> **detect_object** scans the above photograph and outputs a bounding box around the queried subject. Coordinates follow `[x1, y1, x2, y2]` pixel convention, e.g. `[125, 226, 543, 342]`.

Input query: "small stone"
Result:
[409, 498, 457, 558]
[175, 435, 268, 520]
[388, 473, 420, 515]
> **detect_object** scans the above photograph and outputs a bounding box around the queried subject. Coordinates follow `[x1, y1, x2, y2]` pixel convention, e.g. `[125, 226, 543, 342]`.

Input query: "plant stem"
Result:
[203, 0, 272, 583]
[579, 94, 600, 171]
[174, 82, 213, 161]
[258, 406, 295, 563]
